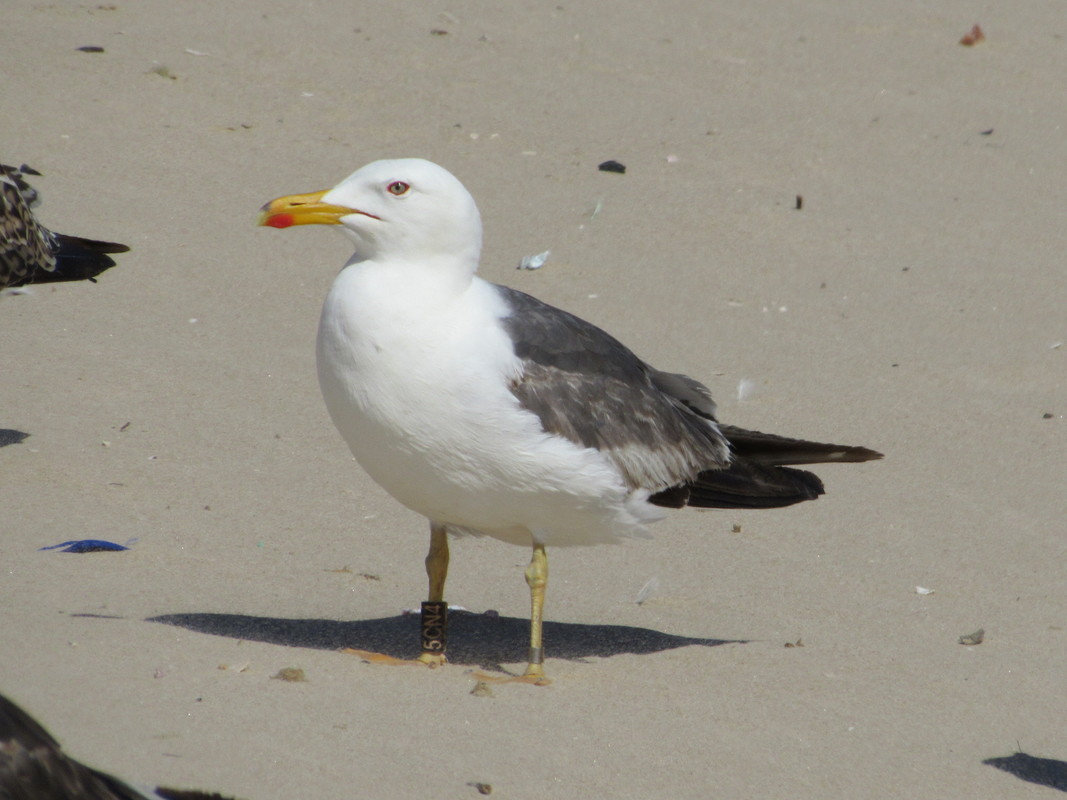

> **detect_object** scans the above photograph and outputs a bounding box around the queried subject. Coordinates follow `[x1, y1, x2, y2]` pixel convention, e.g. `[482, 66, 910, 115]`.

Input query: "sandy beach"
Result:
[2, 1, 1065, 797]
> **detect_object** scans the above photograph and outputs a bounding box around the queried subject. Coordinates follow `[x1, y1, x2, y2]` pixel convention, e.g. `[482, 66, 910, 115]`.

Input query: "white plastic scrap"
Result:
[636, 576, 660, 605]
[518, 250, 550, 270]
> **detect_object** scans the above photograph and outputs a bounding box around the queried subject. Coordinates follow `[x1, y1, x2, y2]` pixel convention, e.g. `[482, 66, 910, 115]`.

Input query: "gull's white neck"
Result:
[345, 251, 476, 307]
[316, 250, 487, 390]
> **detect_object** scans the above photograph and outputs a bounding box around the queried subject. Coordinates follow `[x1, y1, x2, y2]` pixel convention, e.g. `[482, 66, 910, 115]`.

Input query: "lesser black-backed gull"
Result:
[259, 158, 881, 682]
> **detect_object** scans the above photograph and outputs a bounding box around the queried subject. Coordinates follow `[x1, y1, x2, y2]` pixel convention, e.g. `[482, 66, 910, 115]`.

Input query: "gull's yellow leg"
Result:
[468, 542, 551, 685]
[424, 521, 449, 602]
[523, 543, 549, 682]
[344, 522, 451, 667]
[417, 522, 450, 667]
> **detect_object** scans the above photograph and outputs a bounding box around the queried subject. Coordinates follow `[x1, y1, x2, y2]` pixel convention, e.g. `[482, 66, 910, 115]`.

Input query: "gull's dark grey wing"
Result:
[648, 368, 719, 420]
[1, 163, 128, 290]
[497, 285, 730, 493]
[495, 284, 882, 510]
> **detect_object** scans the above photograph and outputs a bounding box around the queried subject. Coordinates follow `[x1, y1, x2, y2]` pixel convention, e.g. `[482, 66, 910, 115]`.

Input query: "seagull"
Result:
[1, 163, 128, 291]
[259, 158, 881, 682]
[0, 692, 237, 800]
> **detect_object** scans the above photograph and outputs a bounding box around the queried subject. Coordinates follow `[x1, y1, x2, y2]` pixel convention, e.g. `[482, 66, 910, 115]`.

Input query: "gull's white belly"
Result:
[316, 268, 663, 547]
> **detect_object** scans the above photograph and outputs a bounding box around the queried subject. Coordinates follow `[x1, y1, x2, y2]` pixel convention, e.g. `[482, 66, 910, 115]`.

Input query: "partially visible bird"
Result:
[0, 692, 238, 800]
[1, 163, 128, 291]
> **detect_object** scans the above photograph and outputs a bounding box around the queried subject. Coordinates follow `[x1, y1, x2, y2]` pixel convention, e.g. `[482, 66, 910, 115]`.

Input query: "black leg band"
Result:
[421, 601, 448, 654]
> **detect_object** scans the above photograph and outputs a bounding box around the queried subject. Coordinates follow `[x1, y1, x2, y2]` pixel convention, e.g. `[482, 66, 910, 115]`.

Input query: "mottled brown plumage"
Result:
[1, 163, 128, 291]
[0, 693, 237, 800]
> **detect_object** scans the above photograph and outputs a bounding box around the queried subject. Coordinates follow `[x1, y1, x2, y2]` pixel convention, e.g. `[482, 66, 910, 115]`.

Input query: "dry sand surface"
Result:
[2, 1, 1065, 798]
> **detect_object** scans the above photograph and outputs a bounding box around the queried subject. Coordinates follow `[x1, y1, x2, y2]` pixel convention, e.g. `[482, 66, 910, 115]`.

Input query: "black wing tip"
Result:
[655, 463, 825, 511]
[648, 485, 691, 508]
[660, 437, 882, 511]
[83, 241, 130, 256]
[54, 234, 130, 256]
[37, 234, 129, 284]
[828, 445, 884, 463]
[156, 789, 242, 800]
[720, 424, 884, 466]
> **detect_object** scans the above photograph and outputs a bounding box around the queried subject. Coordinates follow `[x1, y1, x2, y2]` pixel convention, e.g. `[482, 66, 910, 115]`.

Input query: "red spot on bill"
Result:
[264, 213, 294, 228]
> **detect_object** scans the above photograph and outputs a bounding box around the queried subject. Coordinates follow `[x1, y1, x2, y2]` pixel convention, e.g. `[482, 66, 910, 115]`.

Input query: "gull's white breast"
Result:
[315, 262, 664, 547]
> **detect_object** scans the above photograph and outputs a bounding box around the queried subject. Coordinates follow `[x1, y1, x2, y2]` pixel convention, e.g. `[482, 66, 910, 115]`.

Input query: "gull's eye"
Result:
[387, 181, 410, 196]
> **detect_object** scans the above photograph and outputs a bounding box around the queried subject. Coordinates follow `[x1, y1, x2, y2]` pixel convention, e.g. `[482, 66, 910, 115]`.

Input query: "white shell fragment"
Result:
[518, 250, 550, 270]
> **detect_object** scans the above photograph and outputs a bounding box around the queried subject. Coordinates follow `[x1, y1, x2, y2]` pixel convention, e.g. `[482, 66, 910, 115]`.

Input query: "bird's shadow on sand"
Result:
[145, 611, 740, 673]
[983, 752, 1067, 792]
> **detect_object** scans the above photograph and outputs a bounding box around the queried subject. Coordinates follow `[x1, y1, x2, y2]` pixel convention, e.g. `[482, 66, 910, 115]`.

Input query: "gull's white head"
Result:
[259, 158, 482, 270]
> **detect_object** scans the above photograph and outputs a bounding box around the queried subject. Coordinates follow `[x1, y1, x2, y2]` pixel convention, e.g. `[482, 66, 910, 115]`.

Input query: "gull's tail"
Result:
[651, 427, 882, 510]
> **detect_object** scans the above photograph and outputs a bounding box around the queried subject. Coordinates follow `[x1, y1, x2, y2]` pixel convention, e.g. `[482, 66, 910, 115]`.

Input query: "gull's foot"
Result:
[469, 668, 551, 687]
[342, 648, 447, 668]
[417, 651, 447, 669]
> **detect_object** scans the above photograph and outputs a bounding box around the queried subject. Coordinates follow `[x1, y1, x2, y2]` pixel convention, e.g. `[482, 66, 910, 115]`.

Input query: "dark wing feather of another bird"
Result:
[0, 692, 148, 800]
[0, 692, 238, 800]
[1, 163, 128, 290]
[39, 233, 129, 285]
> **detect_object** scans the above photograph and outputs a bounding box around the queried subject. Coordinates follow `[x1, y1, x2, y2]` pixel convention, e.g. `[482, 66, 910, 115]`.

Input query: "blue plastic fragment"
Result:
[39, 539, 130, 553]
